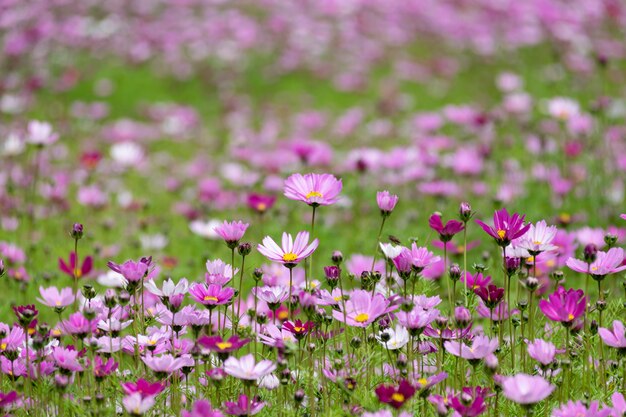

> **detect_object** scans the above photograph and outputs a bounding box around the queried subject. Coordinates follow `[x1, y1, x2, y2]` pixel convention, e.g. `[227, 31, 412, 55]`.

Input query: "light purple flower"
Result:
[566, 247, 626, 279]
[444, 335, 498, 360]
[527, 339, 557, 366]
[37, 286, 75, 309]
[598, 320, 626, 349]
[223, 354, 276, 381]
[376, 190, 399, 215]
[501, 373, 554, 405]
[123, 393, 156, 416]
[214, 220, 249, 248]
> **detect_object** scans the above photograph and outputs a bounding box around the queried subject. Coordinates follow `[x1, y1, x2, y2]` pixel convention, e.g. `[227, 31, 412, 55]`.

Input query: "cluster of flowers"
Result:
[0, 173, 625, 417]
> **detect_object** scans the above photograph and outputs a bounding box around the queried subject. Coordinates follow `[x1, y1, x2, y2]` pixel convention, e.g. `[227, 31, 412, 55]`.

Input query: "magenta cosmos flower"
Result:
[58, 252, 93, 279]
[476, 208, 530, 247]
[183, 400, 224, 417]
[429, 213, 464, 242]
[284, 173, 342, 206]
[377, 190, 399, 216]
[333, 289, 396, 327]
[247, 193, 276, 214]
[107, 258, 149, 282]
[224, 394, 265, 416]
[598, 320, 626, 350]
[214, 220, 249, 249]
[257, 231, 318, 268]
[538, 286, 586, 325]
[223, 353, 276, 381]
[501, 374, 554, 405]
[375, 379, 416, 409]
[566, 247, 626, 280]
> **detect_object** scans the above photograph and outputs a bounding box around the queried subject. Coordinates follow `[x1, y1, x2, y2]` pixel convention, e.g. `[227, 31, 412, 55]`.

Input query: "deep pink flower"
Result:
[282, 319, 315, 340]
[552, 400, 612, 417]
[247, 193, 276, 214]
[52, 346, 83, 373]
[473, 284, 504, 309]
[121, 379, 165, 397]
[224, 394, 265, 416]
[538, 286, 586, 325]
[197, 335, 250, 355]
[0, 391, 18, 409]
[284, 173, 342, 206]
[449, 387, 489, 417]
[429, 213, 464, 242]
[93, 356, 118, 380]
[59, 252, 93, 279]
[501, 374, 554, 405]
[375, 379, 416, 409]
[476, 208, 530, 247]
[182, 400, 224, 417]
[461, 272, 491, 290]
[257, 231, 318, 268]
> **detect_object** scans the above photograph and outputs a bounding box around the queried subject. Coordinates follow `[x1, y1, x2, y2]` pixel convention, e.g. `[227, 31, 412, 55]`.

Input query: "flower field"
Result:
[1, 1, 626, 416]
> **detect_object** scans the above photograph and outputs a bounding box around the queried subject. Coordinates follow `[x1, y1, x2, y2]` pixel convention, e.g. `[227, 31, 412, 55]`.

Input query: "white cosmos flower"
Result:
[379, 242, 403, 260]
[516, 220, 558, 254]
[377, 324, 409, 350]
[189, 219, 222, 239]
[110, 142, 144, 166]
[144, 278, 188, 297]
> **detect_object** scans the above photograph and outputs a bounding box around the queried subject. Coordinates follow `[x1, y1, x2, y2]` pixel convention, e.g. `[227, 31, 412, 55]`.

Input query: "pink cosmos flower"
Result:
[501, 373, 554, 404]
[444, 335, 498, 361]
[223, 353, 276, 381]
[376, 191, 399, 216]
[284, 173, 342, 206]
[515, 220, 558, 254]
[183, 400, 224, 417]
[223, 394, 265, 416]
[332, 289, 396, 327]
[144, 278, 188, 298]
[52, 346, 83, 372]
[26, 120, 59, 146]
[257, 231, 318, 268]
[566, 247, 626, 279]
[37, 286, 75, 309]
[526, 339, 557, 366]
[123, 393, 156, 416]
[107, 258, 149, 282]
[58, 252, 93, 279]
[214, 220, 249, 248]
[461, 272, 491, 291]
[538, 286, 586, 325]
[551, 400, 611, 417]
[598, 320, 626, 349]
[121, 379, 165, 397]
[476, 208, 530, 247]
[142, 354, 193, 377]
[189, 283, 235, 309]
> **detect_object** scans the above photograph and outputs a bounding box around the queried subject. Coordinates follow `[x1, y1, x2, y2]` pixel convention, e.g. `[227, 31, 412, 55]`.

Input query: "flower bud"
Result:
[237, 242, 252, 256]
[252, 268, 263, 281]
[294, 389, 306, 404]
[526, 277, 539, 292]
[604, 233, 618, 249]
[331, 251, 343, 265]
[583, 244, 598, 264]
[82, 285, 96, 300]
[459, 202, 473, 222]
[454, 306, 472, 328]
[449, 264, 461, 281]
[71, 223, 84, 240]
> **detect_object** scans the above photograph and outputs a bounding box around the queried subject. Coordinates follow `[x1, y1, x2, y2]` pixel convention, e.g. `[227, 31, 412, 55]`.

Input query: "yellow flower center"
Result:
[203, 296, 219, 302]
[457, 245, 465, 253]
[527, 256, 534, 263]
[74, 268, 82, 278]
[591, 266, 598, 271]
[496, 229, 506, 239]
[294, 327, 304, 333]
[559, 213, 571, 222]
[305, 191, 323, 199]
[355, 313, 370, 323]
[333, 296, 342, 302]
[568, 313, 574, 321]
[533, 240, 542, 245]
[257, 203, 267, 212]
[52, 329, 61, 336]
[0, 343, 6, 350]
[391, 393, 405, 403]
[418, 378, 428, 386]
[55, 301, 62, 306]
[216, 342, 233, 350]
[282, 252, 298, 262]
[278, 310, 289, 320]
